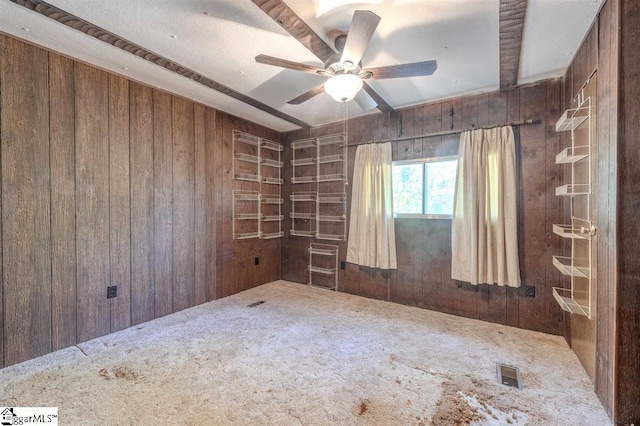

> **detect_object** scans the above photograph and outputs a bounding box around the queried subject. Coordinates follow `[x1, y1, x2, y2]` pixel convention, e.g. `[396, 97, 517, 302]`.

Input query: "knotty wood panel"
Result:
[49, 52, 77, 351]
[616, 1, 640, 421]
[0, 37, 52, 365]
[194, 104, 207, 305]
[219, 113, 236, 298]
[75, 62, 110, 343]
[0, 38, 4, 368]
[130, 82, 155, 324]
[205, 108, 218, 301]
[108, 74, 131, 333]
[153, 90, 173, 317]
[594, 0, 618, 417]
[172, 96, 195, 311]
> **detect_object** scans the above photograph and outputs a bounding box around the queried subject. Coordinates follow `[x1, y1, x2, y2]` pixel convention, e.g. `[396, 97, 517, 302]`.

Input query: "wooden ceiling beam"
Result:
[499, 0, 528, 90]
[10, 0, 311, 128]
[251, 0, 336, 63]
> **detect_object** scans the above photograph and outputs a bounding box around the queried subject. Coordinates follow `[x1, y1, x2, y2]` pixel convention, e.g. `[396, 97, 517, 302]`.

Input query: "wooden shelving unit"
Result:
[232, 130, 283, 239]
[551, 94, 594, 318]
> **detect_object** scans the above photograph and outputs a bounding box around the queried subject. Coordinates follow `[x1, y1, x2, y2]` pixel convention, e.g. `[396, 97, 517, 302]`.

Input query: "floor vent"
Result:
[496, 363, 522, 389]
[247, 300, 265, 308]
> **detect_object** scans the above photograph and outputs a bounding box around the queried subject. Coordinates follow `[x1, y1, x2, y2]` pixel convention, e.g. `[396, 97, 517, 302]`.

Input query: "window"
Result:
[392, 156, 458, 218]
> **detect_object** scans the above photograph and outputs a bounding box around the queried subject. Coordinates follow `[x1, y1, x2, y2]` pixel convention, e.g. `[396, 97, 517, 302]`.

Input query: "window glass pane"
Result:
[392, 163, 423, 214]
[425, 159, 457, 215]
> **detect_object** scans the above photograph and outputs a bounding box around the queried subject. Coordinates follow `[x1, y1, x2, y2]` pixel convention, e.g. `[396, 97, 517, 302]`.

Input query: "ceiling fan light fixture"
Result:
[324, 73, 363, 102]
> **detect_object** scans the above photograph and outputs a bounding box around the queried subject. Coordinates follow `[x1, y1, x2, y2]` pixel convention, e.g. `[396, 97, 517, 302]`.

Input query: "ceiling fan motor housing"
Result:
[325, 52, 362, 75]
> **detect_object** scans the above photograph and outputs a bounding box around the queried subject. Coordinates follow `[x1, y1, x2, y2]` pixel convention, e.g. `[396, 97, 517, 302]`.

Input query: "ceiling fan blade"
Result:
[251, 0, 336, 62]
[362, 82, 394, 113]
[255, 54, 326, 75]
[354, 90, 377, 111]
[287, 84, 325, 105]
[365, 60, 438, 79]
[340, 10, 381, 67]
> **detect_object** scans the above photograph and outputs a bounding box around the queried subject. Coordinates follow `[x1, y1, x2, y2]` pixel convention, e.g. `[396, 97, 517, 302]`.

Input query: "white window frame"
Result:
[392, 155, 458, 219]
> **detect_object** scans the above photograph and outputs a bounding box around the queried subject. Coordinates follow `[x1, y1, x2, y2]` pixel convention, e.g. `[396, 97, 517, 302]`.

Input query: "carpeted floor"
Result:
[0, 280, 610, 425]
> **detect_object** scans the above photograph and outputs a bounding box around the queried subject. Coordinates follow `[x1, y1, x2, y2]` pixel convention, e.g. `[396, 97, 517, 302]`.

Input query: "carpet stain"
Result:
[99, 366, 144, 381]
[358, 400, 368, 415]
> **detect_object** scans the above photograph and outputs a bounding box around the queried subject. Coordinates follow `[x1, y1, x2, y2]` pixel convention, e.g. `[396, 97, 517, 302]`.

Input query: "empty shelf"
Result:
[291, 158, 315, 166]
[261, 140, 283, 151]
[317, 134, 345, 146]
[233, 130, 260, 146]
[235, 213, 260, 220]
[290, 230, 316, 238]
[318, 154, 344, 164]
[555, 184, 590, 196]
[261, 231, 284, 239]
[317, 193, 346, 203]
[292, 176, 316, 184]
[262, 215, 284, 222]
[552, 287, 591, 317]
[233, 190, 260, 201]
[552, 224, 592, 239]
[261, 158, 283, 168]
[308, 265, 336, 275]
[317, 173, 346, 182]
[291, 138, 317, 149]
[308, 246, 338, 256]
[262, 176, 283, 185]
[234, 153, 258, 163]
[234, 173, 260, 183]
[318, 215, 345, 222]
[290, 192, 316, 202]
[235, 231, 261, 240]
[317, 233, 345, 241]
[555, 146, 589, 164]
[261, 197, 283, 204]
[290, 212, 316, 219]
[555, 107, 589, 132]
[552, 256, 590, 278]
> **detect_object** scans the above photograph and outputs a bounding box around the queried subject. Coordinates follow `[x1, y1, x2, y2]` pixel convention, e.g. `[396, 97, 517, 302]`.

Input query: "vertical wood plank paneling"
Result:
[205, 108, 218, 301]
[215, 110, 228, 297]
[130, 82, 155, 324]
[49, 52, 77, 351]
[172, 96, 195, 311]
[595, 0, 618, 416]
[108, 74, 131, 332]
[153, 91, 173, 317]
[194, 103, 207, 305]
[617, 0, 640, 421]
[75, 62, 110, 343]
[0, 37, 51, 365]
[0, 36, 3, 368]
[220, 113, 235, 298]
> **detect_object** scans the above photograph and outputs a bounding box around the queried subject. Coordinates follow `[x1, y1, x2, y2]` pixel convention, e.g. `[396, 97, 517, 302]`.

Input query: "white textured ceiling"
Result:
[0, 0, 603, 132]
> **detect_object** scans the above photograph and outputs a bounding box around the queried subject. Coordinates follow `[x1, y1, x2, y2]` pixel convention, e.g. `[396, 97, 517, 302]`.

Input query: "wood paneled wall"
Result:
[615, 0, 640, 423]
[282, 78, 565, 336]
[0, 34, 281, 368]
[559, 0, 640, 422]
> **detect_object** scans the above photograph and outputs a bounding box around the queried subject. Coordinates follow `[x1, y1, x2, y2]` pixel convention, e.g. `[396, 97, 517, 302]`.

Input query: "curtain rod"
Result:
[347, 118, 541, 147]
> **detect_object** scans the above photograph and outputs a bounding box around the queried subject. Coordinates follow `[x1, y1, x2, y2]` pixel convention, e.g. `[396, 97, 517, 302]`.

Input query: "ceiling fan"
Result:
[253, 7, 437, 112]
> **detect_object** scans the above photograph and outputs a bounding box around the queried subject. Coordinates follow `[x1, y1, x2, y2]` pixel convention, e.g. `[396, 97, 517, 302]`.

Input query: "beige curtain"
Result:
[347, 142, 397, 269]
[451, 126, 520, 287]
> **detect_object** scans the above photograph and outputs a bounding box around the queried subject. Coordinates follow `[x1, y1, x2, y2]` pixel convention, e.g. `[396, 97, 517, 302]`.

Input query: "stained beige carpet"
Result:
[0, 280, 610, 425]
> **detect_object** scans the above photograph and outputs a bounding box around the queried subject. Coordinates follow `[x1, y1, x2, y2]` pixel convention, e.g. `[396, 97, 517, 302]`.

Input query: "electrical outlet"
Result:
[525, 286, 536, 298]
[340, 261, 346, 270]
[254, 257, 260, 266]
[107, 285, 117, 299]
